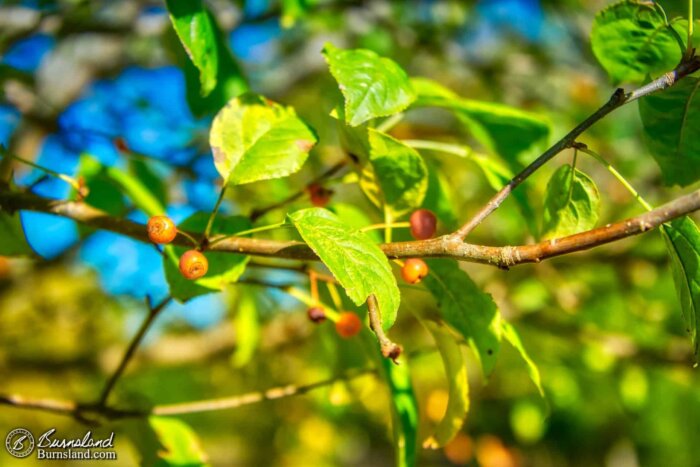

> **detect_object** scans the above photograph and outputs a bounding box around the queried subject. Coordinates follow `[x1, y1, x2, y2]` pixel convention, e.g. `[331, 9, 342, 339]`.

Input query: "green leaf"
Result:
[661, 216, 700, 359]
[165, 0, 218, 96]
[380, 356, 418, 467]
[0, 211, 32, 256]
[541, 165, 600, 239]
[127, 416, 210, 467]
[423, 321, 469, 449]
[288, 208, 400, 330]
[639, 77, 700, 186]
[501, 320, 544, 396]
[323, 43, 416, 127]
[591, 1, 685, 84]
[174, 10, 248, 116]
[411, 78, 550, 163]
[422, 259, 501, 376]
[210, 93, 317, 185]
[368, 128, 428, 217]
[164, 213, 249, 301]
[231, 288, 260, 368]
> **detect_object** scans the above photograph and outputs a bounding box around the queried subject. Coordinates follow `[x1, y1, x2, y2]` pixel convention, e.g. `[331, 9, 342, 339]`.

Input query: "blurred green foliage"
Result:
[1, 1, 700, 466]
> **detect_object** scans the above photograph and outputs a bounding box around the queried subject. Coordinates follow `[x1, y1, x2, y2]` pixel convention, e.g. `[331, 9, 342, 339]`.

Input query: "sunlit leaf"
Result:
[127, 416, 210, 467]
[639, 77, 700, 186]
[165, 0, 218, 96]
[423, 321, 469, 449]
[422, 259, 501, 376]
[323, 43, 415, 127]
[210, 94, 317, 185]
[368, 128, 428, 218]
[591, 0, 685, 84]
[289, 207, 400, 330]
[164, 212, 249, 301]
[541, 165, 600, 239]
[501, 320, 544, 396]
[661, 216, 700, 359]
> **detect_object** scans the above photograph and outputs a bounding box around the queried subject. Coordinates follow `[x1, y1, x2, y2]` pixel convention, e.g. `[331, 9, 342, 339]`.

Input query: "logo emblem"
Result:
[5, 428, 35, 458]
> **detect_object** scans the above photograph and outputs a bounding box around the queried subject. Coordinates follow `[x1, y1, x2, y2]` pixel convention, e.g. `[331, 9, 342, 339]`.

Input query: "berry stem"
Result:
[383, 206, 393, 243]
[576, 144, 653, 212]
[207, 221, 290, 248]
[176, 229, 200, 247]
[202, 184, 228, 243]
[360, 222, 410, 232]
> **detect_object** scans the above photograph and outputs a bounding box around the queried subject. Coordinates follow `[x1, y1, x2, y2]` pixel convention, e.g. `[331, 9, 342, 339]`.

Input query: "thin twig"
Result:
[249, 161, 347, 221]
[96, 296, 172, 407]
[367, 295, 402, 363]
[152, 368, 374, 415]
[452, 57, 700, 240]
[0, 368, 375, 421]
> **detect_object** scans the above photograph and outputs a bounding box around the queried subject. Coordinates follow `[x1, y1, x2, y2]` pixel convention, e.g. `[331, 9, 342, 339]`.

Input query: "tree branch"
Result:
[3, 185, 700, 267]
[0, 368, 375, 421]
[96, 296, 172, 407]
[452, 56, 700, 240]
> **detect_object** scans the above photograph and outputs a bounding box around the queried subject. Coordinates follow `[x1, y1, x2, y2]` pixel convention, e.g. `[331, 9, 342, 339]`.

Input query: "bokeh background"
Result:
[1, 0, 700, 466]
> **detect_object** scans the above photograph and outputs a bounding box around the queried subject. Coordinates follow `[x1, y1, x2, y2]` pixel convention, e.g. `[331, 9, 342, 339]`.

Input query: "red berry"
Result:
[147, 216, 177, 244]
[114, 137, 129, 152]
[307, 306, 327, 323]
[401, 258, 429, 284]
[409, 209, 437, 240]
[179, 250, 208, 280]
[335, 312, 362, 338]
[307, 183, 333, 207]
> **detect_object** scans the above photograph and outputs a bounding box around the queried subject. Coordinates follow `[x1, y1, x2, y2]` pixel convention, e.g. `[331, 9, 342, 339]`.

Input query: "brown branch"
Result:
[367, 295, 402, 362]
[96, 296, 172, 407]
[452, 56, 700, 240]
[151, 368, 373, 416]
[0, 368, 374, 421]
[3, 186, 700, 267]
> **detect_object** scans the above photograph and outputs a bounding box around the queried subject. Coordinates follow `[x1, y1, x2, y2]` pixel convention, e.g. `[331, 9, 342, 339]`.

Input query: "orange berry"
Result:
[307, 183, 333, 207]
[307, 306, 327, 323]
[179, 250, 208, 280]
[335, 312, 362, 338]
[409, 209, 437, 240]
[401, 258, 429, 284]
[147, 216, 177, 244]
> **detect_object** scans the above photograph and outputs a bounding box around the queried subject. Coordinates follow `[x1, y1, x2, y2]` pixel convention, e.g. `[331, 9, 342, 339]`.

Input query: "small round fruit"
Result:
[179, 250, 208, 280]
[335, 312, 362, 338]
[409, 209, 437, 240]
[147, 216, 177, 244]
[401, 258, 429, 284]
[307, 183, 333, 207]
[307, 306, 327, 323]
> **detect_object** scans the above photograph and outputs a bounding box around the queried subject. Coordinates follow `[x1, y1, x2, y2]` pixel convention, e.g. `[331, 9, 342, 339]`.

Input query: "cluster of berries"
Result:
[305, 209, 439, 338]
[146, 216, 207, 280]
